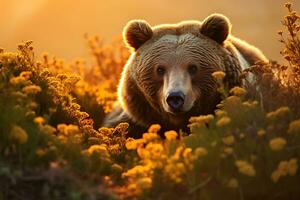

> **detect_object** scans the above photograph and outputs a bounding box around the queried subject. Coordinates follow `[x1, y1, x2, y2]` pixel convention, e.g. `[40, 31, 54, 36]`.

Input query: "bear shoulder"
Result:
[228, 36, 268, 66]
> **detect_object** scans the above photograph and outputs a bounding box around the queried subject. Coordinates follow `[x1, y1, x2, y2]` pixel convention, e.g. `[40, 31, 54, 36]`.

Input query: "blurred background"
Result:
[0, 0, 299, 61]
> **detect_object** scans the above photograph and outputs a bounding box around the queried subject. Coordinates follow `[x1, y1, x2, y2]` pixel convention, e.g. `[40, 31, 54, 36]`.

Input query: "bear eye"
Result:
[156, 66, 166, 76]
[188, 64, 198, 75]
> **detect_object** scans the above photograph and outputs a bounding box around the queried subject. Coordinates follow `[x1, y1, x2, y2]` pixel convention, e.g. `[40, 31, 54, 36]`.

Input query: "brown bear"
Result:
[103, 14, 268, 138]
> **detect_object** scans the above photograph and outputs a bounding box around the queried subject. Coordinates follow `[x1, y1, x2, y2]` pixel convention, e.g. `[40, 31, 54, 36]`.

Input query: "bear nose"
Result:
[166, 92, 185, 112]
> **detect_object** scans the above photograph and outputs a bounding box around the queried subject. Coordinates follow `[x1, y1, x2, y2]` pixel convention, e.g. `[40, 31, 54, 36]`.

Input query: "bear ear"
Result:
[123, 20, 153, 51]
[200, 14, 231, 44]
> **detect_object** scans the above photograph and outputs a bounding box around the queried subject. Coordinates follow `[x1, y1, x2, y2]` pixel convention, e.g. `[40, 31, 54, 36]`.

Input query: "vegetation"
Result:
[0, 3, 299, 200]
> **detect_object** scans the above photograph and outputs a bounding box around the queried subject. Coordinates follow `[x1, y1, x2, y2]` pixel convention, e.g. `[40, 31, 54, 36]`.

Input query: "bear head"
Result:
[118, 14, 242, 130]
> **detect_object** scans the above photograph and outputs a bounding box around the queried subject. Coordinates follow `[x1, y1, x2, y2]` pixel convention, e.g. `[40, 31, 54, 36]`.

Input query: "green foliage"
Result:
[0, 42, 121, 200]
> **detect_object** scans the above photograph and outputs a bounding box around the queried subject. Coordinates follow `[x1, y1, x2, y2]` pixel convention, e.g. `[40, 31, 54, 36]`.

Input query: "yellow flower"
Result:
[148, 124, 161, 133]
[126, 138, 138, 150]
[287, 158, 298, 176]
[183, 148, 193, 160]
[222, 135, 235, 145]
[122, 165, 151, 178]
[287, 119, 300, 134]
[109, 144, 120, 153]
[34, 117, 45, 125]
[87, 144, 108, 155]
[271, 158, 298, 183]
[127, 183, 137, 191]
[98, 127, 112, 136]
[230, 86, 247, 96]
[115, 122, 129, 133]
[20, 71, 32, 80]
[182, 148, 196, 170]
[145, 143, 164, 160]
[66, 125, 80, 135]
[269, 137, 287, 151]
[266, 106, 290, 121]
[143, 132, 160, 142]
[235, 160, 256, 177]
[137, 177, 152, 189]
[58, 135, 67, 143]
[242, 101, 258, 109]
[257, 129, 266, 137]
[271, 170, 282, 183]
[22, 85, 41, 95]
[165, 162, 185, 183]
[57, 124, 80, 135]
[216, 116, 231, 127]
[40, 125, 56, 135]
[9, 71, 32, 86]
[137, 147, 151, 159]
[10, 76, 26, 85]
[189, 114, 214, 125]
[165, 130, 177, 140]
[211, 71, 225, 81]
[278, 161, 288, 176]
[10, 125, 28, 144]
[225, 96, 241, 105]
[215, 110, 227, 117]
[173, 146, 184, 159]
[227, 178, 239, 188]
[195, 147, 207, 157]
[224, 147, 234, 155]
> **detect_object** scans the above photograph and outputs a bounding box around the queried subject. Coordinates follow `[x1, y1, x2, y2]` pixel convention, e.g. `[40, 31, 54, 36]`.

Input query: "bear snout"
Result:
[166, 91, 185, 113]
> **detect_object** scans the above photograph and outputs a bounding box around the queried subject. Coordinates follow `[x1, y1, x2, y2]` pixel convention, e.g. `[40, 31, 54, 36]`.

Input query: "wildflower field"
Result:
[1, 3, 300, 200]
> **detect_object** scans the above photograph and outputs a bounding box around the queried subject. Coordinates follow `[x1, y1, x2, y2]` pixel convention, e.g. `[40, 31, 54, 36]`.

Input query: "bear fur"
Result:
[103, 14, 268, 138]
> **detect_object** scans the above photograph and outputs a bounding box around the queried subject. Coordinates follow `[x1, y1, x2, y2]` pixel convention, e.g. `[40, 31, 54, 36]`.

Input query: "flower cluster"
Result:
[122, 125, 208, 195]
[271, 158, 298, 183]
[235, 160, 256, 177]
[269, 137, 287, 151]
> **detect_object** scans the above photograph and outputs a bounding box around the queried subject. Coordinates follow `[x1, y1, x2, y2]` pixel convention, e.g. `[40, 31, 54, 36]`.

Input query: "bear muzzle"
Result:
[166, 91, 185, 113]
